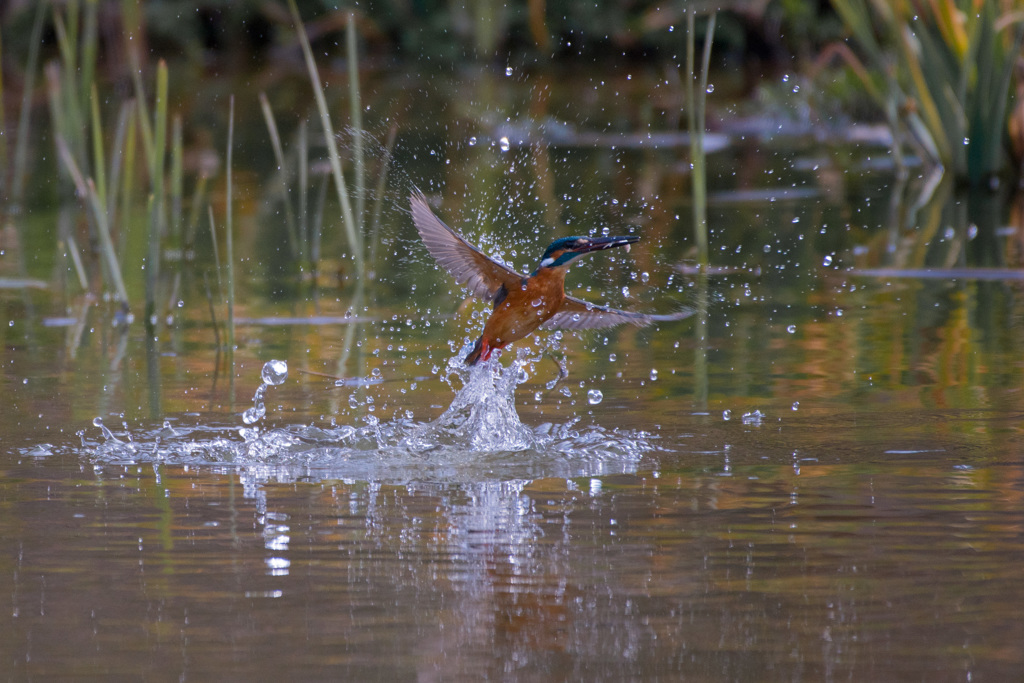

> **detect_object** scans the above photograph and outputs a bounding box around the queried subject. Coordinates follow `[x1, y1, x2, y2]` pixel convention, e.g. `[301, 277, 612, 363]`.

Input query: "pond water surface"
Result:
[3, 64, 1024, 680]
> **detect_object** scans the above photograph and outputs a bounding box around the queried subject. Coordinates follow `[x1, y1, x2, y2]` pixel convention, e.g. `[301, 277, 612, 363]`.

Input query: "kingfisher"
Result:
[410, 191, 691, 365]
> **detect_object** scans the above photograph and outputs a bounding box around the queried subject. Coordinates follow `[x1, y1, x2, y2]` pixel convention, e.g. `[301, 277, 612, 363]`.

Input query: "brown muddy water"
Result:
[2, 64, 1024, 680]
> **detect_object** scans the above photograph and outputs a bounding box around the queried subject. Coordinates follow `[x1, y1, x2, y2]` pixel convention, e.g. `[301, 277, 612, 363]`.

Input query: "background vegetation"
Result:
[0, 0, 1021, 334]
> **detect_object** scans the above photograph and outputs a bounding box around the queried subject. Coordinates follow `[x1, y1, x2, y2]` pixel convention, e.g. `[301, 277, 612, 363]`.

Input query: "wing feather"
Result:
[543, 295, 693, 331]
[410, 192, 524, 302]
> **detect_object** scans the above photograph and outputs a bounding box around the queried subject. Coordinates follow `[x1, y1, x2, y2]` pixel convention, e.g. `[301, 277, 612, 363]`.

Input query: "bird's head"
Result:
[534, 235, 640, 273]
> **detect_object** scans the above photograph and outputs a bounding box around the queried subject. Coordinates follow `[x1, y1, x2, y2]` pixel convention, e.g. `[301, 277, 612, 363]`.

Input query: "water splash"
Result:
[78, 353, 653, 485]
[243, 360, 289, 425]
[403, 353, 532, 451]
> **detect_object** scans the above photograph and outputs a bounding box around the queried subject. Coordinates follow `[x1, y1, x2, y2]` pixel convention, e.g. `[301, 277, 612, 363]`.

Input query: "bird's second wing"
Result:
[543, 295, 693, 331]
[410, 191, 524, 302]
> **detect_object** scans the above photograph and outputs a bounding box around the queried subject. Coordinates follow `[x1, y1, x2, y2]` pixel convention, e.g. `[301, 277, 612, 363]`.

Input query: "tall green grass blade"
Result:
[0, 29, 6, 193]
[57, 123, 129, 306]
[106, 100, 134, 221]
[184, 173, 209, 250]
[347, 13, 364, 229]
[258, 91, 300, 258]
[686, 10, 715, 270]
[226, 95, 236, 358]
[9, 2, 47, 211]
[129, 63, 155, 177]
[298, 119, 309, 263]
[119, 106, 138, 257]
[89, 83, 107, 207]
[312, 174, 329, 267]
[171, 115, 183, 238]
[144, 60, 169, 327]
[87, 179, 130, 308]
[64, 231, 90, 292]
[208, 206, 224, 316]
[51, 11, 87, 167]
[367, 124, 399, 278]
[287, 0, 362, 274]
[81, 0, 98, 116]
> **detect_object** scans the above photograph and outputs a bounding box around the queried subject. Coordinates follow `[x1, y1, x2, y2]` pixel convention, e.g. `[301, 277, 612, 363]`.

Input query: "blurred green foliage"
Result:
[0, 0, 845, 67]
[829, 0, 1024, 187]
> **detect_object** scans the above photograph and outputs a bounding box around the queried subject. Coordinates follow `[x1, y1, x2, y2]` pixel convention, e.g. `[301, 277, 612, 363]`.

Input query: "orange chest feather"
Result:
[483, 271, 566, 343]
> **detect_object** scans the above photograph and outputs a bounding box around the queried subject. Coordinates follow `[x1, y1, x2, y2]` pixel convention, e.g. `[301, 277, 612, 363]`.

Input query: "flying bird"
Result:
[410, 191, 691, 365]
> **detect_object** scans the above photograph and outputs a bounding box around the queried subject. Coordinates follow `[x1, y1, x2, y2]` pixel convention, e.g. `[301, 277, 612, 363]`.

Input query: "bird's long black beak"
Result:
[573, 235, 640, 254]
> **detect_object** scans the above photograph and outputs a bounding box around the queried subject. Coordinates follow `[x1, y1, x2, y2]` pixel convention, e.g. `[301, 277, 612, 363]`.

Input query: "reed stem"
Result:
[258, 91, 300, 259]
[226, 95, 236, 358]
[347, 13, 365, 230]
[89, 83, 107, 207]
[9, 3, 47, 212]
[144, 60, 168, 328]
[686, 11, 715, 271]
[287, 0, 363, 274]
[171, 115, 183, 240]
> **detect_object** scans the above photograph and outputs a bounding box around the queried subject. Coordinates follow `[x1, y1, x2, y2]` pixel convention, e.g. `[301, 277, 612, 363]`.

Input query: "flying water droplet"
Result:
[242, 404, 266, 425]
[742, 410, 765, 426]
[499, 136, 510, 152]
[822, 254, 833, 267]
[92, 417, 119, 442]
[261, 360, 288, 386]
[587, 389, 603, 405]
[786, 324, 797, 334]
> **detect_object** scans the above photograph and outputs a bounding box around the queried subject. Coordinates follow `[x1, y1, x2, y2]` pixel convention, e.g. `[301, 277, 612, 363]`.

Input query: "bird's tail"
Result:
[464, 337, 485, 366]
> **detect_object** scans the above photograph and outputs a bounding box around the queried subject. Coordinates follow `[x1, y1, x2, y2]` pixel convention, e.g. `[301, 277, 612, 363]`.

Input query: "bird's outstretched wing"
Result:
[544, 295, 693, 331]
[410, 191, 524, 303]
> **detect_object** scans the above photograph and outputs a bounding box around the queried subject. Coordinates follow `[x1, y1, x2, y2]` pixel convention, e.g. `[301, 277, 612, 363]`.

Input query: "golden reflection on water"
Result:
[2, 444, 1023, 679]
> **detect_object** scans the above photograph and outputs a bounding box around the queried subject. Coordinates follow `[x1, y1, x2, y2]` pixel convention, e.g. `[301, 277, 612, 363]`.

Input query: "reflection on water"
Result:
[5, 412, 1024, 680]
